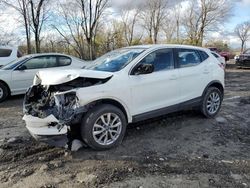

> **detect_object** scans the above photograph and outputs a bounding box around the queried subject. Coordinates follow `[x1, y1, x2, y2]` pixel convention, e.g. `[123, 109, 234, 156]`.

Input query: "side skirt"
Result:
[132, 97, 202, 123]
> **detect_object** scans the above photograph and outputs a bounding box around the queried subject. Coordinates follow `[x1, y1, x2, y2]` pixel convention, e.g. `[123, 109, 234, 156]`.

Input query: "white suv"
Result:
[23, 45, 224, 150]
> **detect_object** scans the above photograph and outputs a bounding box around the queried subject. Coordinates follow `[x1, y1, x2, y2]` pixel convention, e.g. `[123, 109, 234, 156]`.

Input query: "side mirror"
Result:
[133, 64, 154, 75]
[17, 65, 27, 71]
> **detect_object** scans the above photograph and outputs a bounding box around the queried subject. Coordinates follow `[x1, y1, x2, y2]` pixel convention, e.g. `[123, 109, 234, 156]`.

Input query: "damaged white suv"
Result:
[23, 45, 224, 150]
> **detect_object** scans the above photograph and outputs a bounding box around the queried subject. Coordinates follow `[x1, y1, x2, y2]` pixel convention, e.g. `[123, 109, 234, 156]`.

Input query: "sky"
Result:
[210, 0, 250, 48]
[1, 0, 250, 49]
[109, 0, 250, 49]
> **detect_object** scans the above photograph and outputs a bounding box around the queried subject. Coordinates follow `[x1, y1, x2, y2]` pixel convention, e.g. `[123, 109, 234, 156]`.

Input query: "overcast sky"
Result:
[1, 0, 250, 48]
[216, 0, 250, 48]
[110, 0, 250, 48]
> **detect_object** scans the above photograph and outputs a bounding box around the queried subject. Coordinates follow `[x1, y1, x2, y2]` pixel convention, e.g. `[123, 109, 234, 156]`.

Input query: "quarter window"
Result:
[137, 48, 174, 72]
[58, 56, 71, 66]
[178, 49, 201, 68]
[199, 50, 209, 61]
[0, 49, 12, 57]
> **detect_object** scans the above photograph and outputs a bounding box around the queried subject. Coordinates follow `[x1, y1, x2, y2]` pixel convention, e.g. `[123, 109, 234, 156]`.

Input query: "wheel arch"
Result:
[0, 80, 11, 96]
[202, 81, 224, 97]
[84, 98, 132, 123]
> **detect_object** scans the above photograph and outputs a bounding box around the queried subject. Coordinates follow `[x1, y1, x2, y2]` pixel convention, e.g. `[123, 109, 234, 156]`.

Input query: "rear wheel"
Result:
[201, 87, 222, 118]
[81, 104, 127, 150]
[0, 82, 9, 103]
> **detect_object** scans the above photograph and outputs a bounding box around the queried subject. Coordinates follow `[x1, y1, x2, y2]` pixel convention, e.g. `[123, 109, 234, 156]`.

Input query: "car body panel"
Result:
[211, 51, 226, 67]
[36, 69, 113, 85]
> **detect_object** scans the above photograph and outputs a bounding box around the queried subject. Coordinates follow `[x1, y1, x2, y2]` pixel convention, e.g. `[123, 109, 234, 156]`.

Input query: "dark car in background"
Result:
[208, 47, 230, 61]
[236, 49, 250, 68]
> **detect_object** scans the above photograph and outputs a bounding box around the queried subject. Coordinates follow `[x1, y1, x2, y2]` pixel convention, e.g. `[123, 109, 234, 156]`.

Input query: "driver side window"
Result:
[138, 48, 174, 72]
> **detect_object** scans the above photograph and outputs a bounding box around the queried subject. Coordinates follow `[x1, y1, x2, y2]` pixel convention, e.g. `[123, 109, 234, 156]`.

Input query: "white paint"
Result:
[36, 69, 113, 85]
[23, 114, 67, 135]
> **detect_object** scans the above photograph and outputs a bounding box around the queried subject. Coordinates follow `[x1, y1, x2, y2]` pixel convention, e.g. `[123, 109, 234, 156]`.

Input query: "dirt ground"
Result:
[0, 62, 250, 188]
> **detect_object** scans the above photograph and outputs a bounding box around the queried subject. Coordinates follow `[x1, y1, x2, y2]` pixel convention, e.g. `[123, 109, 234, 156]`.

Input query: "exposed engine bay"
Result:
[23, 76, 111, 148]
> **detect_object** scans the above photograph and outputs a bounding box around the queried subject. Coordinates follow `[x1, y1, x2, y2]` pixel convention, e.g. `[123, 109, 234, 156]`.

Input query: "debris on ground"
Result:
[71, 139, 85, 151]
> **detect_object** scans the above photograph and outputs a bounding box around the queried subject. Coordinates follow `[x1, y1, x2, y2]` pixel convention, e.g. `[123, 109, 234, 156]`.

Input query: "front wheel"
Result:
[81, 104, 127, 150]
[201, 87, 223, 118]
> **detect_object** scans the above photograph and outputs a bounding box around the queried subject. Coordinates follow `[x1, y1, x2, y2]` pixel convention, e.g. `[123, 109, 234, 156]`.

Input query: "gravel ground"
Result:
[0, 63, 250, 188]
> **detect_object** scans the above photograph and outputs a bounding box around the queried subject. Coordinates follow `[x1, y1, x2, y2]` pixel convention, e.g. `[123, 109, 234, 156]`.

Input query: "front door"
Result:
[128, 48, 180, 116]
[10, 56, 58, 94]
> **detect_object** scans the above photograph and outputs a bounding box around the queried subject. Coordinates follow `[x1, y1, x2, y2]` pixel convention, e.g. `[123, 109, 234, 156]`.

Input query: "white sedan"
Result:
[0, 53, 87, 102]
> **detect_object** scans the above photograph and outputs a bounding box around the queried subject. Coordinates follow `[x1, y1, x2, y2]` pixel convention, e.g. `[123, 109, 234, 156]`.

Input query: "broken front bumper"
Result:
[23, 84, 86, 147]
[23, 114, 68, 147]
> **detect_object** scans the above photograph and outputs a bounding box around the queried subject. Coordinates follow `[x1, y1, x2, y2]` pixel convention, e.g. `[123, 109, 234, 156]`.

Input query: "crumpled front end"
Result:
[23, 84, 86, 147]
[23, 70, 112, 148]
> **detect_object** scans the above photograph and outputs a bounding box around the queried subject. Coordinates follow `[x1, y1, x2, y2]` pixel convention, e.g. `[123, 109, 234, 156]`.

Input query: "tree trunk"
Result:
[241, 40, 245, 53]
[23, 0, 31, 54]
[35, 30, 40, 53]
[25, 24, 31, 54]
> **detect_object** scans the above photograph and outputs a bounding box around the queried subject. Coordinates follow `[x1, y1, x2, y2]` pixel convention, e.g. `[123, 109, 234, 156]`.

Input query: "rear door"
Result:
[176, 48, 211, 102]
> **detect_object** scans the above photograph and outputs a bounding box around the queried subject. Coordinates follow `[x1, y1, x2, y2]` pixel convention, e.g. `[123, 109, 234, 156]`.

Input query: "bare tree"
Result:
[52, 1, 87, 59]
[235, 21, 250, 52]
[140, 0, 169, 44]
[78, 0, 109, 60]
[183, 0, 232, 46]
[3, 0, 31, 53]
[30, 0, 48, 53]
[121, 9, 142, 46]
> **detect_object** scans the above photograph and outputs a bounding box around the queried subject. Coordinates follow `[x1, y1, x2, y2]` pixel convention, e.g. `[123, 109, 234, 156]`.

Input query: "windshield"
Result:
[1, 56, 29, 70]
[85, 48, 145, 72]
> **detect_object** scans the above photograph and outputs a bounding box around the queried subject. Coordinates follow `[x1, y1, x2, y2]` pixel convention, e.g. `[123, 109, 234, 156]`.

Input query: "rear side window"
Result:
[58, 56, 71, 66]
[177, 49, 201, 68]
[199, 50, 209, 61]
[0, 49, 12, 57]
[23, 56, 57, 69]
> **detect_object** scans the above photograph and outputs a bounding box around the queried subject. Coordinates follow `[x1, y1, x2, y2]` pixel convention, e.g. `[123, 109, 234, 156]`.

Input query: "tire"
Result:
[81, 104, 127, 150]
[0, 82, 9, 103]
[201, 87, 223, 118]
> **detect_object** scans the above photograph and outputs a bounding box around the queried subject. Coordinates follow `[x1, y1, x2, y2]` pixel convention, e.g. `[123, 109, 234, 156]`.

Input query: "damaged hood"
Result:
[35, 69, 113, 85]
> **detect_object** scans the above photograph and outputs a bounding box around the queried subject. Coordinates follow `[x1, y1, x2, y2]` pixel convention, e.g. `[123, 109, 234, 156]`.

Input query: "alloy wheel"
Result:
[206, 92, 221, 114]
[92, 113, 122, 146]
